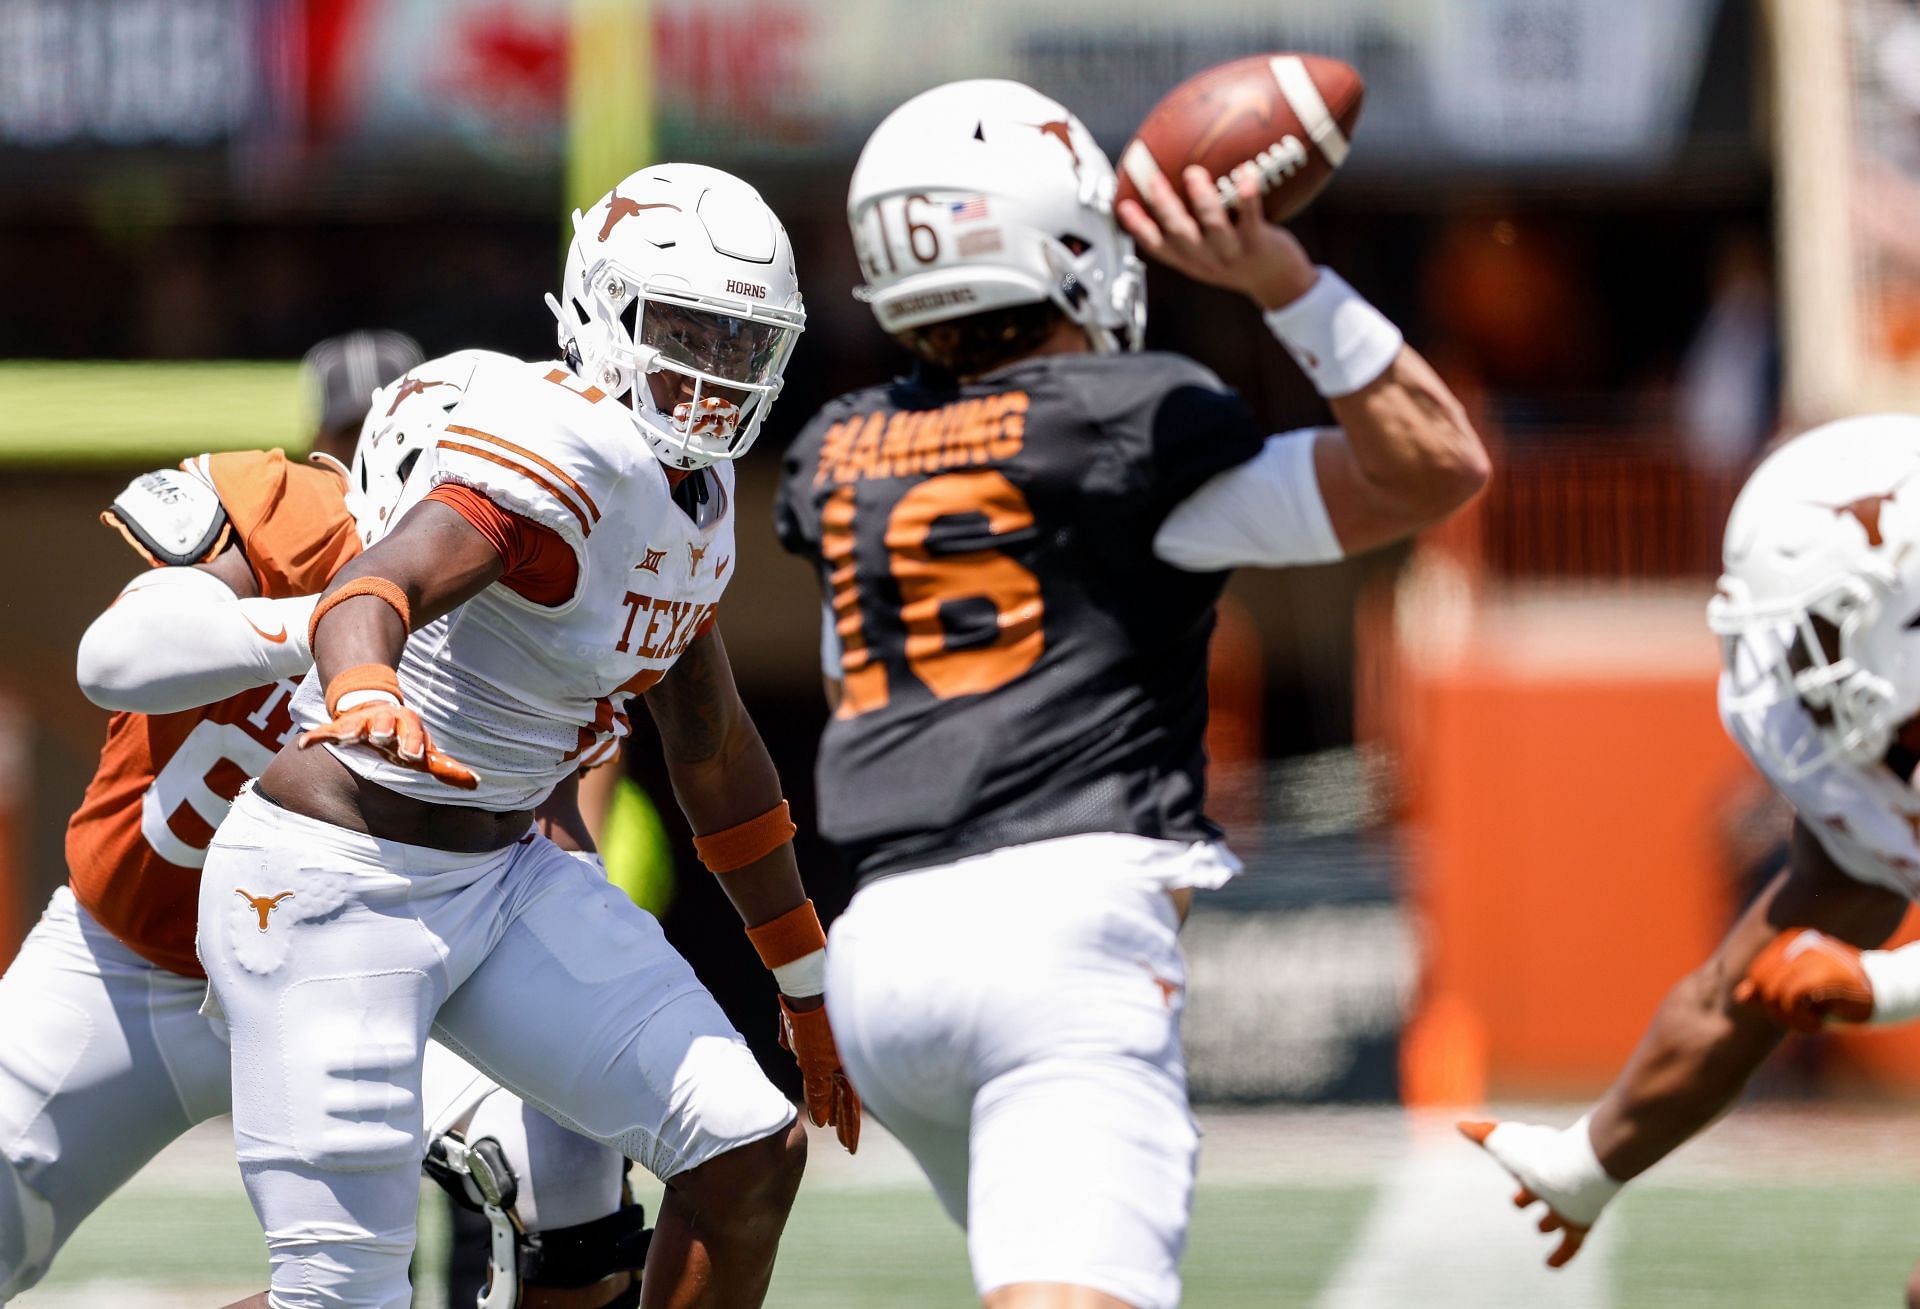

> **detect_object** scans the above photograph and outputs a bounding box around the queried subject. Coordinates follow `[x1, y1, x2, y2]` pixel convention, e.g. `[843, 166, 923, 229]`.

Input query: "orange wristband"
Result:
[324, 664, 402, 716]
[745, 899, 827, 971]
[694, 801, 796, 874]
[308, 577, 412, 649]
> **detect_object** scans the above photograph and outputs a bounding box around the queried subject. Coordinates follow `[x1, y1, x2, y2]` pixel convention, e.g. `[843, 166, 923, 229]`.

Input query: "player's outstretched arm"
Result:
[77, 545, 321, 713]
[78, 466, 324, 713]
[1464, 821, 1908, 1266]
[646, 625, 860, 1152]
[1119, 163, 1490, 559]
[296, 501, 505, 788]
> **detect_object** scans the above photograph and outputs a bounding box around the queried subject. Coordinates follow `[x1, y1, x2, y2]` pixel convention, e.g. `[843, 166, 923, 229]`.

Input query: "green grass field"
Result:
[0, 362, 308, 465]
[21, 1110, 1920, 1308]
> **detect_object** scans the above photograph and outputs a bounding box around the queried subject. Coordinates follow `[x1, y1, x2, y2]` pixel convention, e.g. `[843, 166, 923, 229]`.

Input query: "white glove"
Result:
[1459, 1114, 1622, 1268]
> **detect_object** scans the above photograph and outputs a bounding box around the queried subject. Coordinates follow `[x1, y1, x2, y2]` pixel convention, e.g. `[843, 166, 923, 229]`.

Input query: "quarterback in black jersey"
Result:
[774, 79, 1488, 1309]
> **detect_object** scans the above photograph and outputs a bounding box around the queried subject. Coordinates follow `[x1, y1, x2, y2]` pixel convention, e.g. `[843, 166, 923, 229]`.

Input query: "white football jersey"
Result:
[291, 354, 737, 810]
[1720, 673, 1920, 899]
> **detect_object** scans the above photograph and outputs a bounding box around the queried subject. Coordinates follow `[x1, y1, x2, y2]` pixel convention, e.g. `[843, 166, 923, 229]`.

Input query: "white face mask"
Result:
[1712, 574, 1900, 780]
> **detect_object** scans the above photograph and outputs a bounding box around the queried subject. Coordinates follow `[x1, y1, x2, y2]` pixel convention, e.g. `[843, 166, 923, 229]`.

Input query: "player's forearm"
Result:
[1324, 343, 1489, 532]
[665, 725, 806, 927]
[77, 569, 318, 712]
[311, 504, 504, 684]
[647, 628, 809, 926]
[1587, 959, 1784, 1181]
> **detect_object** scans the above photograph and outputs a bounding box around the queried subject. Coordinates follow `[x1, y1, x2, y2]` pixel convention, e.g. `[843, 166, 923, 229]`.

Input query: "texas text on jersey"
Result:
[774, 350, 1265, 884]
[290, 351, 735, 811]
[66, 450, 358, 976]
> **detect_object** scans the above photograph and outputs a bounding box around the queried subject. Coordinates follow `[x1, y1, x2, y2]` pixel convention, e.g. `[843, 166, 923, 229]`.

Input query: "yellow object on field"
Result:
[566, 0, 654, 236]
[602, 774, 676, 916]
[0, 361, 307, 464]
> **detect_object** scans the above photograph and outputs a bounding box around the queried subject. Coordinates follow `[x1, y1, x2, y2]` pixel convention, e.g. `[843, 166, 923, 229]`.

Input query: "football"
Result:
[1115, 53, 1365, 224]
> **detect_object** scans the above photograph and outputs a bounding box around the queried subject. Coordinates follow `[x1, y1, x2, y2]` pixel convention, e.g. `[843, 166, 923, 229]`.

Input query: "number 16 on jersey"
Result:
[820, 471, 1045, 718]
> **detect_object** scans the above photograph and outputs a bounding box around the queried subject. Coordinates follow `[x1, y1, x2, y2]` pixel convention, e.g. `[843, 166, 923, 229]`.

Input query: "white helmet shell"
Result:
[1710, 414, 1920, 778]
[847, 79, 1144, 353]
[549, 162, 804, 471]
[345, 350, 496, 547]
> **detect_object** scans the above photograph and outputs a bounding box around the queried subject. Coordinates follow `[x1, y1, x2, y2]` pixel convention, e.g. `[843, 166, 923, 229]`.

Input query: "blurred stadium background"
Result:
[7, 0, 1920, 1304]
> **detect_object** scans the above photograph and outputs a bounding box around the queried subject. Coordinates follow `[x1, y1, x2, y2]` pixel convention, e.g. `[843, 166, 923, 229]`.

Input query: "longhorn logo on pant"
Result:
[236, 889, 294, 931]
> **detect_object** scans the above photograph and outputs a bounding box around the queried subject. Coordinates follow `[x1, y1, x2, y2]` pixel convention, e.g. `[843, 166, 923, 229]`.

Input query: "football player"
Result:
[771, 81, 1488, 1309]
[197, 163, 856, 1309]
[0, 353, 654, 1308]
[1464, 416, 1920, 1299]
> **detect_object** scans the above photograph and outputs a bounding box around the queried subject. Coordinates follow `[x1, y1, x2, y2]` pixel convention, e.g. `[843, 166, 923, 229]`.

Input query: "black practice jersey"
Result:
[773, 351, 1268, 884]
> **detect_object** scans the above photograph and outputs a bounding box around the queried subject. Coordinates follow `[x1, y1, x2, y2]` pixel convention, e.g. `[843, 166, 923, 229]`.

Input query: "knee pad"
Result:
[425, 1132, 650, 1309]
[0, 1154, 57, 1302]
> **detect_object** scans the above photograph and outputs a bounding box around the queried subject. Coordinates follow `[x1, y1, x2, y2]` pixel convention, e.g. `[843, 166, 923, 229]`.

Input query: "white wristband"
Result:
[1861, 944, 1920, 1025]
[1555, 1113, 1624, 1222]
[334, 689, 401, 713]
[1263, 267, 1404, 398]
[773, 947, 827, 1000]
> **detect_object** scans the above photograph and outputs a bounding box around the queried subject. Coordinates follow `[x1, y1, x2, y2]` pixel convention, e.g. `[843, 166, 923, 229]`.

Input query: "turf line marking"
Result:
[1313, 1112, 1616, 1309]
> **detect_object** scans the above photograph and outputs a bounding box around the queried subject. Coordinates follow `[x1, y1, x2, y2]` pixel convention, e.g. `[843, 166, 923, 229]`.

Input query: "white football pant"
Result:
[198, 787, 795, 1309]
[0, 885, 658, 1302]
[826, 833, 1230, 1309]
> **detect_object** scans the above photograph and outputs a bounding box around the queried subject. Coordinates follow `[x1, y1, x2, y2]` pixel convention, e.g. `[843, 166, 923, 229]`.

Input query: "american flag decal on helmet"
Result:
[949, 196, 989, 222]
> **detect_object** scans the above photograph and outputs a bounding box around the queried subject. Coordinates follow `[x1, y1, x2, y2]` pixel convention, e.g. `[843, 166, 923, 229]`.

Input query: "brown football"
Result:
[1115, 53, 1364, 225]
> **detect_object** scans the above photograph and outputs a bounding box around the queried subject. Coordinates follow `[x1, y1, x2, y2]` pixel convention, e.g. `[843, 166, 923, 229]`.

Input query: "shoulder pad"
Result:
[101, 465, 230, 567]
[430, 359, 633, 544]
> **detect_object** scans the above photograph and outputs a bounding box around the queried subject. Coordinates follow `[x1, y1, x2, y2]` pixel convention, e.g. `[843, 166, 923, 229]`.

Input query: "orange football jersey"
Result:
[65, 450, 360, 976]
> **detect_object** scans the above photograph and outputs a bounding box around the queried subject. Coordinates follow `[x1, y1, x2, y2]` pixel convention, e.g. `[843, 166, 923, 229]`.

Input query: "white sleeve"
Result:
[1151, 429, 1344, 572]
[76, 567, 320, 713]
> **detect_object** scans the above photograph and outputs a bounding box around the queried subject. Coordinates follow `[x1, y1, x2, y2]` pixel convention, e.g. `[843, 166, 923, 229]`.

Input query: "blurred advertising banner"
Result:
[0, 0, 265, 148]
[1, 0, 1728, 214]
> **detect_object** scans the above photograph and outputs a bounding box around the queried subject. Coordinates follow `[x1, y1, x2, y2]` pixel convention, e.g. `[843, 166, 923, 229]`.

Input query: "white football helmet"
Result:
[1710, 414, 1920, 778]
[341, 350, 498, 547]
[847, 79, 1144, 353]
[548, 163, 804, 470]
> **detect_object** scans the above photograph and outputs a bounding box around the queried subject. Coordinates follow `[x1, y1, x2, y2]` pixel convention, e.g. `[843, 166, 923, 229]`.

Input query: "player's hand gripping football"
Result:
[778, 994, 861, 1153]
[297, 698, 481, 791]
[1458, 1119, 1622, 1268]
[1116, 162, 1320, 311]
[1733, 928, 1876, 1032]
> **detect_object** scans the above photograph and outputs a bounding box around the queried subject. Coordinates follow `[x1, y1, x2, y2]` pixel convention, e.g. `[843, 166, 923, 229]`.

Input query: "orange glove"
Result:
[778, 996, 861, 1154]
[298, 699, 481, 791]
[1733, 928, 1874, 1032]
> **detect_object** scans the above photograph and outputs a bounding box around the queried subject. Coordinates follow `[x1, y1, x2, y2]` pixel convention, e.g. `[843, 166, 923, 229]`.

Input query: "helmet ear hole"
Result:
[396, 450, 422, 487]
[572, 298, 590, 327]
[619, 298, 641, 341]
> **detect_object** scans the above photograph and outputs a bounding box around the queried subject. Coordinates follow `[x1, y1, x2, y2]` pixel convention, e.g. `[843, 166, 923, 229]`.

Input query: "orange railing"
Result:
[1475, 437, 1744, 581]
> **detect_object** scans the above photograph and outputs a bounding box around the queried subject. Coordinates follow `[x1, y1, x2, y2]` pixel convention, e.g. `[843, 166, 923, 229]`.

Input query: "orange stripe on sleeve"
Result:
[436, 440, 594, 537]
[442, 425, 602, 522]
